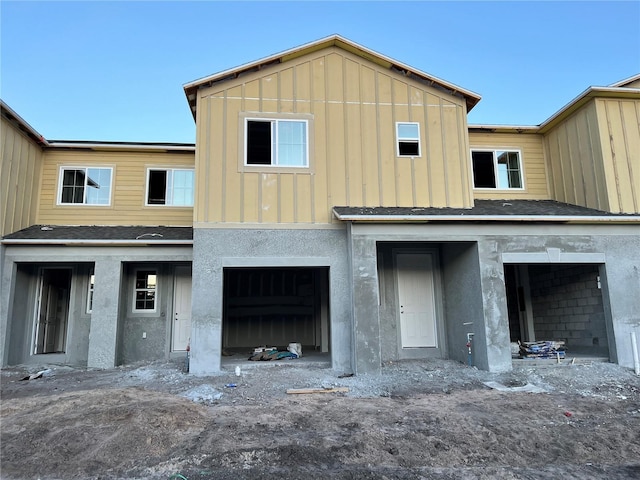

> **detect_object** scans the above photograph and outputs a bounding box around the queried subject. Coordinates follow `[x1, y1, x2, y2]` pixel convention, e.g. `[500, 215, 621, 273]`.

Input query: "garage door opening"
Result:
[222, 267, 330, 363]
[505, 264, 610, 363]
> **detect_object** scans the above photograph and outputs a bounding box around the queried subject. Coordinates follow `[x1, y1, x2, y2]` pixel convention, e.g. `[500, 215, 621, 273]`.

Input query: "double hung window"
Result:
[245, 118, 308, 167]
[134, 270, 157, 312]
[146, 168, 194, 206]
[396, 122, 421, 157]
[471, 150, 523, 189]
[59, 167, 112, 205]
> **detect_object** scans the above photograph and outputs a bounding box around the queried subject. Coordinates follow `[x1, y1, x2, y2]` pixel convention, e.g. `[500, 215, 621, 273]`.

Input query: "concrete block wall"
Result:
[529, 265, 606, 347]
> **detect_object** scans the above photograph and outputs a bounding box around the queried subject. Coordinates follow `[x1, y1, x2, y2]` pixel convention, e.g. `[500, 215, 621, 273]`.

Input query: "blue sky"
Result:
[1, 1, 638, 143]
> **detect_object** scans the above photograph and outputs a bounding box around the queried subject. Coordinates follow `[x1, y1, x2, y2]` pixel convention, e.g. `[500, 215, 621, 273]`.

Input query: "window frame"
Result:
[86, 268, 95, 314]
[144, 167, 195, 207]
[470, 148, 525, 190]
[57, 166, 113, 206]
[132, 269, 158, 313]
[238, 112, 315, 174]
[396, 122, 421, 157]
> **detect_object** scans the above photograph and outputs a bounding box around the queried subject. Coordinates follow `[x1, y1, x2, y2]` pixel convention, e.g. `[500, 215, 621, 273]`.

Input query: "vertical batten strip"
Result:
[221, 91, 228, 222]
[566, 121, 582, 206]
[359, 63, 367, 205]
[391, 77, 399, 206]
[439, 97, 450, 206]
[309, 62, 316, 223]
[407, 83, 417, 206]
[342, 56, 351, 206]
[619, 101, 638, 212]
[604, 101, 623, 212]
[457, 105, 471, 207]
[423, 90, 433, 206]
[239, 84, 246, 222]
[8, 130, 19, 229]
[324, 55, 332, 211]
[203, 96, 211, 223]
[585, 107, 604, 211]
[573, 118, 589, 207]
[375, 71, 384, 205]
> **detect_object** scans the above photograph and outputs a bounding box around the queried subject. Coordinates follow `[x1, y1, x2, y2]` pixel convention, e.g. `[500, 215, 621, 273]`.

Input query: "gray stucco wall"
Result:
[350, 222, 640, 373]
[593, 235, 640, 368]
[441, 243, 486, 368]
[117, 263, 188, 365]
[1, 245, 192, 368]
[190, 227, 351, 375]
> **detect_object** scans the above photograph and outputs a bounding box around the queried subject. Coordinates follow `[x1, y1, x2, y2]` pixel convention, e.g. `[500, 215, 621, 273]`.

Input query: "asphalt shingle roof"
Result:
[3, 225, 193, 241]
[333, 200, 636, 219]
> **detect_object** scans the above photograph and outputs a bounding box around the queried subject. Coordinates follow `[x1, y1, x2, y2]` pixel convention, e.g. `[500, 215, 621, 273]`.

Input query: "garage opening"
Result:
[505, 264, 609, 362]
[222, 267, 330, 362]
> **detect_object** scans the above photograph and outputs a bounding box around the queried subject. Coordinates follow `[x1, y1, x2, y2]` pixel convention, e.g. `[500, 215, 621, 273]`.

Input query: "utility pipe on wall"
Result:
[631, 332, 640, 376]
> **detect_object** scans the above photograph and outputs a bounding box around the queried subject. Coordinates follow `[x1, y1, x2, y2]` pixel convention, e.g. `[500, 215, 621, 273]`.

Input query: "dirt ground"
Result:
[1, 356, 639, 480]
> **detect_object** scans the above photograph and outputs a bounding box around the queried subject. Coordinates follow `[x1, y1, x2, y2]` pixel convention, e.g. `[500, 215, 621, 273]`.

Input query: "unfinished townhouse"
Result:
[1, 35, 639, 376]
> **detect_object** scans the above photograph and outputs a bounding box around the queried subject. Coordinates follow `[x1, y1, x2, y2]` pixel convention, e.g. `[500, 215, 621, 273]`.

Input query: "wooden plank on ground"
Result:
[286, 387, 349, 395]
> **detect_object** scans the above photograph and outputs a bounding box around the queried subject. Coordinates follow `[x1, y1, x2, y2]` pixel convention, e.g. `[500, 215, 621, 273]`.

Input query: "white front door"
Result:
[396, 253, 437, 348]
[172, 267, 192, 351]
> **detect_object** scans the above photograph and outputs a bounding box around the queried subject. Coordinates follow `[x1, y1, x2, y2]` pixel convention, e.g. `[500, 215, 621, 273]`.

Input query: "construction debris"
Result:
[483, 381, 548, 394]
[519, 341, 566, 359]
[20, 369, 52, 381]
[286, 387, 349, 395]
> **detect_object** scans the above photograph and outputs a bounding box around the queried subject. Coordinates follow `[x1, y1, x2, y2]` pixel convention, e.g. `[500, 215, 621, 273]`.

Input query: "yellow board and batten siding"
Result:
[469, 132, 550, 201]
[37, 150, 195, 226]
[0, 117, 44, 236]
[194, 47, 473, 226]
[595, 98, 640, 213]
[543, 98, 639, 214]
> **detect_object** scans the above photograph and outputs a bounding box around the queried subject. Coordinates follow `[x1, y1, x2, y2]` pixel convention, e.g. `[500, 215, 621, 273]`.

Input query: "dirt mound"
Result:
[1, 388, 208, 479]
[1, 359, 639, 479]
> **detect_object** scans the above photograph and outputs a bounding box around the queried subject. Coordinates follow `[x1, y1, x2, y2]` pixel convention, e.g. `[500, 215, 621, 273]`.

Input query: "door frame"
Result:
[392, 247, 447, 359]
[32, 266, 73, 355]
[171, 265, 192, 352]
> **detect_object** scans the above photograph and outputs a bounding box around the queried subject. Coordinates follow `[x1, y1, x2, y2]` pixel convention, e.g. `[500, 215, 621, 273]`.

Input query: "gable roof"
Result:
[183, 34, 481, 119]
[609, 73, 640, 88]
[1, 100, 49, 147]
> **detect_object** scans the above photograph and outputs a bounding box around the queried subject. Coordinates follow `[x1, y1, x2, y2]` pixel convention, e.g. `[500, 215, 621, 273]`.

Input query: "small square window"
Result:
[471, 150, 523, 189]
[134, 270, 157, 311]
[59, 167, 112, 205]
[146, 169, 194, 206]
[396, 122, 421, 157]
[245, 118, 308, 167]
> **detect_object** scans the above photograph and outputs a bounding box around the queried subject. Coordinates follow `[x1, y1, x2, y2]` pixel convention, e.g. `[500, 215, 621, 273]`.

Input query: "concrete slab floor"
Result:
[220, 348, 331, 371]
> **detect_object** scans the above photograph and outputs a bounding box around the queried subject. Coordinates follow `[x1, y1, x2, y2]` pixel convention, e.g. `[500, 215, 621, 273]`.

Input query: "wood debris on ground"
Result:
[286, 387, 349, 394]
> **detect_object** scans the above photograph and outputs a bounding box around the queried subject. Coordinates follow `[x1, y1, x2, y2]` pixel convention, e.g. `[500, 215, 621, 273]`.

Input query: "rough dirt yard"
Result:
[1, 356, 639, 480]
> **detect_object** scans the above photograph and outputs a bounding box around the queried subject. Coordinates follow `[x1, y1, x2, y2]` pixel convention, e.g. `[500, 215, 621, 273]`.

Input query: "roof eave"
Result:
[540, 87, 640, 133]
[183, 34, 481, 119]
[1, 239, 194, 246]
[332, 210, 640, 224]
[46, 141, 195, 153]
[0, 100, 49, 147]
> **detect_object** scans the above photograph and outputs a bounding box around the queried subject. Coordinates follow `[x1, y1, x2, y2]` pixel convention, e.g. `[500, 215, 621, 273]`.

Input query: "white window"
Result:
[245, 118, 308, 167]
[396, 122, 421, 157]
[87, 269, 95, 314]
[471, 150, 523, 189]
[59, 167, 112, 205]
[146, 168, 194, 206]
[134, 270, 157, 312]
